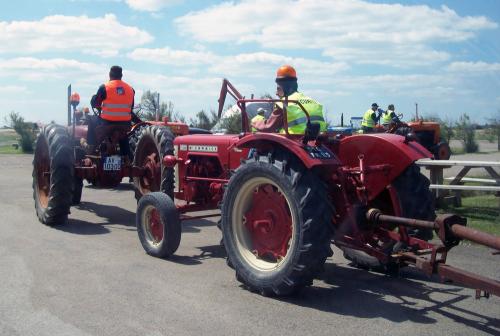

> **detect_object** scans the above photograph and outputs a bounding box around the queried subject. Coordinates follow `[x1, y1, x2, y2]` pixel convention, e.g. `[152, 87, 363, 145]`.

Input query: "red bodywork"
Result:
[173, 134, 248, 208]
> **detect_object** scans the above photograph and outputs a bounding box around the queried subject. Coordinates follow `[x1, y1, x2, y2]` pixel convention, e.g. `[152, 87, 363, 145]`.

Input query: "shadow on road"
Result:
[167, 243, 227, 266]
[281, 263, 499, 335]
[181, 218, 217, 233]
[60, 201, 136, 235]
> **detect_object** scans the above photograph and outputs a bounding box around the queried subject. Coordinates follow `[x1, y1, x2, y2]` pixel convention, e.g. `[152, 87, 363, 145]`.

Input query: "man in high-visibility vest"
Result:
[251, 65, 327, 134]
[381, 104, 400, 129]
[250, 108, 266, 132]
[85, 65, 139, 154]
[361, 103, 383, 133]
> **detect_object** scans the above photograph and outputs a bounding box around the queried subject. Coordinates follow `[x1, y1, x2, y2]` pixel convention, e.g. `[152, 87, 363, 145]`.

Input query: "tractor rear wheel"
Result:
[32, 124, 74, 226]
[128, 124, 147, 161]
[343, 164, 435, 271]
[136, 192, 181, 258]
[221, 152, 333, 296]
[433, 141, 451, 160]
[133, 125, 175, 201]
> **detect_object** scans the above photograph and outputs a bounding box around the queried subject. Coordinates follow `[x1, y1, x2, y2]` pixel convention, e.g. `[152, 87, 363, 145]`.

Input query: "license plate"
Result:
[103, 156, 121, 171]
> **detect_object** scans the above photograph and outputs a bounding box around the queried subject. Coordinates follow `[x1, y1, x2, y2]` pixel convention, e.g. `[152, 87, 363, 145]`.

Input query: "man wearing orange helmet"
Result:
[251, 65, 326, 134]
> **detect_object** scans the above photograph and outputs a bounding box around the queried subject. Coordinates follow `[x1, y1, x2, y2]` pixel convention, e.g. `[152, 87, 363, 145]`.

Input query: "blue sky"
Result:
[1, 0, 499, 126]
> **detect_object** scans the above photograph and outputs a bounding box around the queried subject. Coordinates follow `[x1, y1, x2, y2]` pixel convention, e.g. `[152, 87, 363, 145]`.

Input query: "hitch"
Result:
[366, 208, 500, 298]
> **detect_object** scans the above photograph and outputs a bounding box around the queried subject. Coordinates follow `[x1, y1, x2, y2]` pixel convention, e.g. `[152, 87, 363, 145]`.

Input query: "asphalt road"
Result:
[0, 154, 499, 336]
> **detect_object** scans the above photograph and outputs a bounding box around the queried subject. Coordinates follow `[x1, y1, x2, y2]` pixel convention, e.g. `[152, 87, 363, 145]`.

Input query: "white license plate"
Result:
[103, 156, 121, 171]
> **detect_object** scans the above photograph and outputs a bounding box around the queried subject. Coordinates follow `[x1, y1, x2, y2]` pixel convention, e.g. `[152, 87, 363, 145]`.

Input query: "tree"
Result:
[189, 110, 218, 130]
[455, 113, 478, 153]
[136, 90, 185, 122]
[219, 113, 242, 134]
[486, 109, 500, 151]
[439, 117, 454, 143]
[8, 111, 37, 153]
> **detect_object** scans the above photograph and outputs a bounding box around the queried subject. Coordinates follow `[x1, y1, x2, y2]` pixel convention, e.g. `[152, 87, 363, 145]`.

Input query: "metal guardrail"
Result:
[415, 159, 500, 206]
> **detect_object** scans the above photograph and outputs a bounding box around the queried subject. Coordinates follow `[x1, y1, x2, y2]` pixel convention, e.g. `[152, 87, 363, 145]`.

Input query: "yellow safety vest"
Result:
[251, 114, 265, 132]
[276, 92, 326, 134]
[361, 109, 375, 128]
[382, 110, 394, 125]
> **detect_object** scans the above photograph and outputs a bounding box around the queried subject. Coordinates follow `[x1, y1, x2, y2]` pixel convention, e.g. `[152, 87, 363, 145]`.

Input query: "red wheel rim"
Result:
[35, 137, 50, 208]
[438, 144, 450, 160]
[231, 177, 296, 271]
[137, 140, 161, 194]
[146, 207, 164, 244]
[244, 184, 292, 261]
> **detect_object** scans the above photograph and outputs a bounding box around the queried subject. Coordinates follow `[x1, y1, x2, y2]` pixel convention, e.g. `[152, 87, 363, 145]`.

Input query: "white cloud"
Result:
[0, 85, 28, 94]
[128, 47, 217, 65]
[447, 61, 500, 73]
[128, 47, 348, 79]
[175, 0, 497, 67]
[0, 14, 153, 57]
[0, 57, 107, 82]
[125, 0, 182, 12]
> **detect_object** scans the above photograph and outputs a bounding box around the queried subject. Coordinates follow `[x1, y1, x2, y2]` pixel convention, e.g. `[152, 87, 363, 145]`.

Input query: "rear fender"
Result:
[338, 134, 432, 200]
[233, 133, 341, 169]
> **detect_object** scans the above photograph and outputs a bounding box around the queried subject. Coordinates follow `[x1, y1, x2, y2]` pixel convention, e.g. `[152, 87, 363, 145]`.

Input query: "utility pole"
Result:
[156, 92, 160, 121]
[415, 103, 419, 121]
[67, 85, 72, 126]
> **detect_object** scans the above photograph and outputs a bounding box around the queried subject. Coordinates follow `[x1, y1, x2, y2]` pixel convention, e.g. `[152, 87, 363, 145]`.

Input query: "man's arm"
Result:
[90, 84, 106, 109]
[390, 111, 400, 123]
[252, 108, 283, 132]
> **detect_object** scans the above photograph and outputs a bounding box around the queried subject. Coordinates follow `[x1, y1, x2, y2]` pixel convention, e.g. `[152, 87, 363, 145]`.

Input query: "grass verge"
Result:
[0, 145, 22, 154]
[437, 194, 500, 237]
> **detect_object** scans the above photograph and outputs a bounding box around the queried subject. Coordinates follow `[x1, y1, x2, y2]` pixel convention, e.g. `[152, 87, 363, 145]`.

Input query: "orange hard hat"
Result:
[276, 65, 297, 79]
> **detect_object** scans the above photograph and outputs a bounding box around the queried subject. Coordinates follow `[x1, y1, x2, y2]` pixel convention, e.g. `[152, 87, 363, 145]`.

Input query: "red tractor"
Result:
[135, 80, 500, 297]
[32, 93, 198, 225]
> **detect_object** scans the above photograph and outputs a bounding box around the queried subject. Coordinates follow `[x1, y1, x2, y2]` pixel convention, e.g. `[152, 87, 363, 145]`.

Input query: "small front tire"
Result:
[136, 192, 181, 258]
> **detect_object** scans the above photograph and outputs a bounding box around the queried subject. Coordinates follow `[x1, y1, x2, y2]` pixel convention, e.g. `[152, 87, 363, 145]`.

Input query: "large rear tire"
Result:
[136, 192, 181, 258]
[133, 126, 175, 201]
[221, 152, 333, 296]
[343, 164, 435, 270]
[433, 141, 451, 160]
[32, 124, 74, 226]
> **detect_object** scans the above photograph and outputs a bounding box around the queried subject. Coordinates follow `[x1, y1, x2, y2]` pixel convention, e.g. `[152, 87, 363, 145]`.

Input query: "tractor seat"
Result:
[95, 124, 130, 145]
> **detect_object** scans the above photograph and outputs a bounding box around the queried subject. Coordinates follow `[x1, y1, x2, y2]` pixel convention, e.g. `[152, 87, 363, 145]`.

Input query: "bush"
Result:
[455, 113, 478, 153]
[8, 112, 37, 153]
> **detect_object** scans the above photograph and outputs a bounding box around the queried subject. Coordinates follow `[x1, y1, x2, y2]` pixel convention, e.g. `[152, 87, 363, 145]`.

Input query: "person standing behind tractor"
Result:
[85, 65, 139, 154]
[251, 108, 266, 132]
[361, 103, 383, 133]
[381, 104, 400, 129]
[251, 65, 326, 134]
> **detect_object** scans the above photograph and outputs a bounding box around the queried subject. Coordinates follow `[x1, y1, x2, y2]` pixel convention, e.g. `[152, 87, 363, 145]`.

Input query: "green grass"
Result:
[0, 145, 22, 154]
[438, 194, 500, 237]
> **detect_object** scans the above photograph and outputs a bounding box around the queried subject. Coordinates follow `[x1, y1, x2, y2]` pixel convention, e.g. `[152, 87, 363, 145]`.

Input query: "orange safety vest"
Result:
[101, 80, 134, 122]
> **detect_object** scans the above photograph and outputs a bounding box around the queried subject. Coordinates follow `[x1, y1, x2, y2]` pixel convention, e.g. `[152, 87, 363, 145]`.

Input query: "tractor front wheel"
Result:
[136, 192, 181, 258]
[32, 124, 74, 225]
[221, 153, 333, 296]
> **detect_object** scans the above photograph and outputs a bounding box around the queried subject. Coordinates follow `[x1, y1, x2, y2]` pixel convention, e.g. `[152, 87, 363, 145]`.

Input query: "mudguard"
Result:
[234, 133, 341, 168]
[338, 133, 432, 200]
